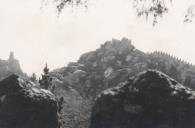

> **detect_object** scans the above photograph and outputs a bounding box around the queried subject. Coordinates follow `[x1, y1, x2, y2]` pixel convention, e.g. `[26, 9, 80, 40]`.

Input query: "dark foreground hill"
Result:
[90, 70, 195, 128]
[1, 71, 194, 128]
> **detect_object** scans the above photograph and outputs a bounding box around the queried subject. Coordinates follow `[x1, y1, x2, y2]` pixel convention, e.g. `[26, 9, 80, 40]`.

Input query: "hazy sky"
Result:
[1, 0, 195, 76]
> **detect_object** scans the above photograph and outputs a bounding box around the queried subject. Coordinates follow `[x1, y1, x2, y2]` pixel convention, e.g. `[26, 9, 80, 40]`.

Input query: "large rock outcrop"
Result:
[52, 38, 195, 99]
[49, 38, 195, 128]
[90, 70, 195, 128]
[51, 38, 148, 99]
[0, 74, 59, 128]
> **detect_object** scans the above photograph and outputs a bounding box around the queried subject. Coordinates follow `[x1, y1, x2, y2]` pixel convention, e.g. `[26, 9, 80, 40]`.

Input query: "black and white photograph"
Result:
[1, 0, 195, 128]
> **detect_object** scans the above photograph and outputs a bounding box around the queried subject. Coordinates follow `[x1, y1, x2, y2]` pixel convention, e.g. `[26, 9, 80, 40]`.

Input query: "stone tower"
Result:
[7, 52, 23, 74]
[9, 52, 14, 61]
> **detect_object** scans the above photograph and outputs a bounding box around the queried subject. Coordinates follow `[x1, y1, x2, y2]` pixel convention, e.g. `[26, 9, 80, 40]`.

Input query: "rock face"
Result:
[0, 74, 59, 128]
[90, 70, 195, 128]
[51, 38, 147, 99]
[49, 38, 195, 128]
[52, 37, 195, 99]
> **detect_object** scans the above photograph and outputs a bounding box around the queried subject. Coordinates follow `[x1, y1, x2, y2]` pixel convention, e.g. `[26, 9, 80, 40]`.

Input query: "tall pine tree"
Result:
[39, 64, 52, 90]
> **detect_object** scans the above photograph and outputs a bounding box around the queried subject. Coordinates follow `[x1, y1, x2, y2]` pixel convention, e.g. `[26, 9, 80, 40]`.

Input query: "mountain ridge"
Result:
[51, 37, 195, 99]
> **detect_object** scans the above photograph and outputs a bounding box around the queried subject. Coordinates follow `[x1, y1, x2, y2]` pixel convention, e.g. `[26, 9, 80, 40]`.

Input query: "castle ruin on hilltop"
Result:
[0, 52, 23, 80]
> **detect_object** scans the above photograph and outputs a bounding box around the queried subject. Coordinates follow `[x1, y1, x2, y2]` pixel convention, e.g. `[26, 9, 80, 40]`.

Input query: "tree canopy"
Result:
[51, 0, 195, 25]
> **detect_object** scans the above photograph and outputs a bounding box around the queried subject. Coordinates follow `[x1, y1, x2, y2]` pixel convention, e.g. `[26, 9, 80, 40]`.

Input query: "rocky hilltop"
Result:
[0, 52, 25, 80]
[49, 38, 195, 128]
[51, 37, 195, 99]
[90, 70, 195, 128]
[0, 38, 195, 128]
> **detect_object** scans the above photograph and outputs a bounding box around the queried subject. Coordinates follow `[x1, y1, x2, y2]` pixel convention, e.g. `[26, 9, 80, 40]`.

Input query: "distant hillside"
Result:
[51, 38, 195, 99]
[0, 52, 26, 80]
[148, 51, 195, 85]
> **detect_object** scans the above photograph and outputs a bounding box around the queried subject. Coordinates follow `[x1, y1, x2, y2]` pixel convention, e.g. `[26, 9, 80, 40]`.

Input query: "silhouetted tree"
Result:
[50, 0, 195, 25]
[147, 62, 156, 69]
[58, 97, 64, 113]
[184, 76, 192, 87]
[169, 65, 181, 82]
[39, 64, 53, 90]
[158, 61, 167, 74]
[30, 73, 37, 82]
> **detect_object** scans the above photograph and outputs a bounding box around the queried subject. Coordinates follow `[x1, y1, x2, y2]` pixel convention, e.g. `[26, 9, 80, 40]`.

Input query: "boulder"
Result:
[90, 70, 195, 128]
[0, 74, 59, 128]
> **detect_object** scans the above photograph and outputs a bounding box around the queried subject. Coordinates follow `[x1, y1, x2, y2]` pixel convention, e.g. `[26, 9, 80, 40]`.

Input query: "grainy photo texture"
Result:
[0, 0, 195, 128]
